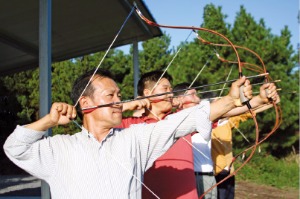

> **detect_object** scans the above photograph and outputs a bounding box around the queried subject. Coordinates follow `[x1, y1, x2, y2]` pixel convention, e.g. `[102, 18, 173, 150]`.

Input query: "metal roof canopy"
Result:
[0, 0, 162, 76]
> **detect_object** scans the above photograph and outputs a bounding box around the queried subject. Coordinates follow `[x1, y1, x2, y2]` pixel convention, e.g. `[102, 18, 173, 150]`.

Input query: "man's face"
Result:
[180, 89, 201, 109]
[83, 76, 123, 127]
[145, 78, 173, 112]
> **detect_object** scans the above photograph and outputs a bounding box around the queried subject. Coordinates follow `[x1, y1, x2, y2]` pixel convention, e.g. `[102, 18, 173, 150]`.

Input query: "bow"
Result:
[72, 3, 281, 198]
[133, 4, 281, 199]
[194, 27, 281, 199]
[193, 25, 281, 199]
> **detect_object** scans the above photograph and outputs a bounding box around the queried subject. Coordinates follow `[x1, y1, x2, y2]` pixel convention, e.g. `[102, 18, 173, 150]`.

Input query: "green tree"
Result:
[170, 4, 236, 97]
[121, 33, 172, 100]
[1, 3, 298, 158]
[1, 48, 131, 135]
[138, 33, 173, 73]
[1, 69, 38, 123]
[230, 6, 299, 157]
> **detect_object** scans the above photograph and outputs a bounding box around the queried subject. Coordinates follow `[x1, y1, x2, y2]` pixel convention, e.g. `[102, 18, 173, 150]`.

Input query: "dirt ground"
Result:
[235, 181, 299, 199]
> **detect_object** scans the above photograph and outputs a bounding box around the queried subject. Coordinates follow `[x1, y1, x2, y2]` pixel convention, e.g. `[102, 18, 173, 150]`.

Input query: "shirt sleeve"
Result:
[131, 101, 211, 171]
[166, 101, 211, 138]
[3, 125, 56, 180]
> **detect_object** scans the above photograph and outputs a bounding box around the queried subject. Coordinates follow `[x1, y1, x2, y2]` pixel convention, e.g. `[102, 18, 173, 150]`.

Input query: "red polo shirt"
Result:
[118, 114, 198, 199]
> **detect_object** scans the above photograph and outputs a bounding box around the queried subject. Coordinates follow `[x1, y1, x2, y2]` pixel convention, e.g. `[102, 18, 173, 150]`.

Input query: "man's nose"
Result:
[114, 95, 122, 103]
[112, 97, 122, 109]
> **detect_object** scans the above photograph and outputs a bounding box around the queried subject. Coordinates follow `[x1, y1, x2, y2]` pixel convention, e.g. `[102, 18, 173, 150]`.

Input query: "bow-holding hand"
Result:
[210, 76, 252, 121]
[228, 76, 253, 107]
[259, 83, 280, 104]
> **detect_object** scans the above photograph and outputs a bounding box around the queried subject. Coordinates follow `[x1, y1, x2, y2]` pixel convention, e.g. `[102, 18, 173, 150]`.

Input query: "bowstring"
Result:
[218, 64, 234, 97]
[136, 8, 280, 196]
[134, 5, 278, 199]
[188, 54, 213, 89]
[73, 6, 135, 108]
[188, 30, 215, 89]
[71, 6, 160, 198]
[144, 30, 193, 118]
[216, 64, 252, 155]
[183, 46, 219, 195]
[143, 29, 216, 198]
[149, 30, 193, 94]
[147, 29, 207, 157]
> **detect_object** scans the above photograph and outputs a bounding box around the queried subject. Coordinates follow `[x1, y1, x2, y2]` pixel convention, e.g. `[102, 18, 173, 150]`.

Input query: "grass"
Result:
[234, 153, 299, 189]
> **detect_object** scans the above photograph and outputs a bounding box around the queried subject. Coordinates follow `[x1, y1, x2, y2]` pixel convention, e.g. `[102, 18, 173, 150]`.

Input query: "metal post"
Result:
[39, 0, 52, 198]
[133, 41, 139, 97]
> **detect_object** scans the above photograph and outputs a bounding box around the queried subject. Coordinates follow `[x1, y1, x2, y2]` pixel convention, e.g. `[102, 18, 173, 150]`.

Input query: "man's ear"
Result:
[143, 89, 151, 96]
[79, 96, 90, 109]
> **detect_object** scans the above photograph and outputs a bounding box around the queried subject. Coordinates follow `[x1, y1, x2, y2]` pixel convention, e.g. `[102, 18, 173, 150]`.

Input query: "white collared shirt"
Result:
[4, 101, 211, 199]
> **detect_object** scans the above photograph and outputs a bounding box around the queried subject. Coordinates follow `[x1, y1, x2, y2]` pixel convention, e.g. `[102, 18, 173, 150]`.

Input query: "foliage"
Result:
[235, 154, 299, 189]
[138, 33, 173, 73]
[1, 69, 39, 124]
[0, 4, 298, 161]
[1, 49, 132, 135]
[230, 6, 299, 158]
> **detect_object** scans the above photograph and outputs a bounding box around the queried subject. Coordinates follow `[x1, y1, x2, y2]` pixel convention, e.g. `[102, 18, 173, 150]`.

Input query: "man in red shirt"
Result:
[119, 70, 199, 199]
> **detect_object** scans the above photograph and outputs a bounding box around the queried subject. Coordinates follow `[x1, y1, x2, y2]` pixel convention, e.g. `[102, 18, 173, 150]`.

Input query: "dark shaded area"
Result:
[0, 175, 41, 196]
[0, 83, 27, 175]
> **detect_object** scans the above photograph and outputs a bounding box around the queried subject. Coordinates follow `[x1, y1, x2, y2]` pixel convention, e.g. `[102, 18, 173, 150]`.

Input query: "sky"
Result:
[119, 0, 299, 52]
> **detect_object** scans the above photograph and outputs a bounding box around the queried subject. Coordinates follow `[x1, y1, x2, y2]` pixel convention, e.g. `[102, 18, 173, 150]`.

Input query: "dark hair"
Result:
[174, 82, 216, 100]
[137, 70, 173, 96]
[173, 82, 190, 96]
[71, 69, 114, 119]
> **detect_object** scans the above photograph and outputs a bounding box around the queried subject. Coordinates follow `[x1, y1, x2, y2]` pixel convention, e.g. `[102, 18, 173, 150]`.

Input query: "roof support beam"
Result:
[0, 31, 38, 56]
[133, 40, 139, 98]
[39, 0, 52, 198]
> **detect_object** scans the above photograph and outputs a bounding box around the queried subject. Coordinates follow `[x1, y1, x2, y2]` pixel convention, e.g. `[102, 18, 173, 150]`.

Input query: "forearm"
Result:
[253, 103, 274, 113]
[122, 102, 134, 112]
[210, 95, 236, 121]
[122, 98, 150, 112]
[26, 114, 56, 131]
[222, 95, 266, 117]
[249, 95, 267, 108]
